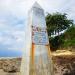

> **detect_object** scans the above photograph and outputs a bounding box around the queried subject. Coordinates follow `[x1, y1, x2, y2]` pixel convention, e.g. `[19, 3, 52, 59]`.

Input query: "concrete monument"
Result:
[20, 2, 53, 75]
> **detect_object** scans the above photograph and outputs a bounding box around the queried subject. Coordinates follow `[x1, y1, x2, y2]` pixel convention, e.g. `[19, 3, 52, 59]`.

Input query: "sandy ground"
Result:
[0, 69, 20, 75]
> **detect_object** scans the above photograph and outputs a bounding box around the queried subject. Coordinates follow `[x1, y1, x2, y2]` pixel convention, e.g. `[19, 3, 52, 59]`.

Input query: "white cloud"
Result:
[0, 0, 75, 21]
[0, 30, 25, 51]
[0, 0, 75, 54]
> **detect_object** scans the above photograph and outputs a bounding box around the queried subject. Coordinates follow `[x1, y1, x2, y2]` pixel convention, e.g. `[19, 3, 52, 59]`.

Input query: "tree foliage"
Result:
[49, 26, 75, 51]
[60, 26, 75, 49]
[46, 12, 73, 37]
[46, 12, 75, 51]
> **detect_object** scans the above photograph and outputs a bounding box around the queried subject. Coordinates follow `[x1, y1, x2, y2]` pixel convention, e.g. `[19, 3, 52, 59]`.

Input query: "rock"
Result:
[0, 60, 3, 69]
[1, 58, 21, 72]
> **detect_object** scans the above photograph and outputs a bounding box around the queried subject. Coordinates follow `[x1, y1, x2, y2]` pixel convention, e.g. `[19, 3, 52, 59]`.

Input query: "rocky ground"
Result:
[0, 51, 74, 75]
[0, 58, 21, 75]
[53, 55, 75, 75]
[0, 69, 19, 75]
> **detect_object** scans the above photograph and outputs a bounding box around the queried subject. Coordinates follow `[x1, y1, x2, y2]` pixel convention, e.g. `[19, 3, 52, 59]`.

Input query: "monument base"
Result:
[29, 45, 54, 75]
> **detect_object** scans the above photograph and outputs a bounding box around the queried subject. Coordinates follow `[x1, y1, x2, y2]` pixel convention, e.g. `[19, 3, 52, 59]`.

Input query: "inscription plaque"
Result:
[32, 26, 49, 45]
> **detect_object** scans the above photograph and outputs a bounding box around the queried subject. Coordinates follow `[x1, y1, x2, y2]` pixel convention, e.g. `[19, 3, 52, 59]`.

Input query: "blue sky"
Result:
[0, 0, 75, 57]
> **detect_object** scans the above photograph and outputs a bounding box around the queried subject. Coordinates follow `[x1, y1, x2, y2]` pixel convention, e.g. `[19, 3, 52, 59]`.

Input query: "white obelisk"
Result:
[20, 2, 53, 75]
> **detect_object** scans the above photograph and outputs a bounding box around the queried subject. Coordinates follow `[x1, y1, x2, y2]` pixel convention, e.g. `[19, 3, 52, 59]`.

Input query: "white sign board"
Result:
[32, 27, 49, 45]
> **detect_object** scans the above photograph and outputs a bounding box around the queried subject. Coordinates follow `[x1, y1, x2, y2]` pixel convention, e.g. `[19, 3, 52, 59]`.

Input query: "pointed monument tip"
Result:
[32, 1, 43, 9]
